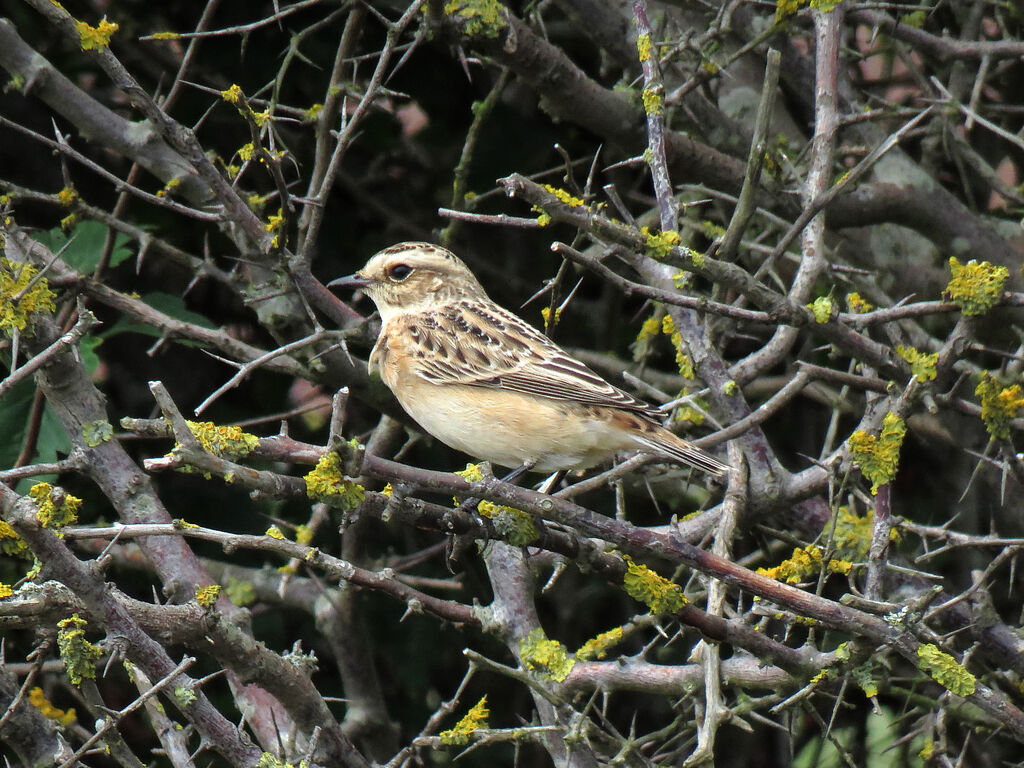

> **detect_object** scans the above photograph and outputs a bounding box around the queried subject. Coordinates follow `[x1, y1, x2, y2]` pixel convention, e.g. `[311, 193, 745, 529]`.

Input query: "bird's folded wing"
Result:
[407, 300, 661, 417]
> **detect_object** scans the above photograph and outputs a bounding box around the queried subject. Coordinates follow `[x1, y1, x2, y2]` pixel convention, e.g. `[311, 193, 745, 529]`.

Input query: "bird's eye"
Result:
[387, 263, 414, 282]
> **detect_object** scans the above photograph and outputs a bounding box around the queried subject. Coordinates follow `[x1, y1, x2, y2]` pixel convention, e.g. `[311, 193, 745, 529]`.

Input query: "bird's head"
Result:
[329, 242, 489, 319]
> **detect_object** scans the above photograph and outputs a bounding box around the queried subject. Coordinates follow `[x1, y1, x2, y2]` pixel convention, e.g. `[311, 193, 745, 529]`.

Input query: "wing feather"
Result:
[407, 300, 661, 417]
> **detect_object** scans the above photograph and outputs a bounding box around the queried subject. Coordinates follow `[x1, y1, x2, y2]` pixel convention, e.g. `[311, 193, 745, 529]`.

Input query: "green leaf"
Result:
[79, 335, 103, 375]
[0, 376, 71, 493]
[33, 221, 133, 272]
[102, 292, 215, 342]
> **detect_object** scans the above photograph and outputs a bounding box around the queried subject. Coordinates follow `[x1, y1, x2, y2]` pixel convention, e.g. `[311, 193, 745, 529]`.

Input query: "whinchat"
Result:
[330, 242, 730, 477]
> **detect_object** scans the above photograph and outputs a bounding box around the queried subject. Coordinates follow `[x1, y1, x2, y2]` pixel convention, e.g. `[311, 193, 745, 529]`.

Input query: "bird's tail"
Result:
[632, 430, 731, 477]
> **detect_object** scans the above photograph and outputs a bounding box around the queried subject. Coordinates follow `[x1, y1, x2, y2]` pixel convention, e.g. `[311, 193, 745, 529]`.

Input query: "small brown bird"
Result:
[330, 242, 729, 477]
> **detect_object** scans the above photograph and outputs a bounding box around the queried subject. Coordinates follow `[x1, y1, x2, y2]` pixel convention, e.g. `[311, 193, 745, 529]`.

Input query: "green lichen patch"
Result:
[944, 257, 1008, 316]
[225, 577, 255, 607]
[57, 614, 102, 686]
[304, 451, 365, 510]
[847, 412, 906, 494]
[806, 296, 833, 324]
[519, 628, 575, 681]
[173, 685, 196, 707]
[83, 419, 114, 447]
[439, 696, 489, 746]
[443, 0, 507, 38]
[477, 500, 539, 546]
[917, 644, 976, 696]
[621, 555, 687, 614]
[975, 373, 1024, 440]
[0, 258, 57, 336]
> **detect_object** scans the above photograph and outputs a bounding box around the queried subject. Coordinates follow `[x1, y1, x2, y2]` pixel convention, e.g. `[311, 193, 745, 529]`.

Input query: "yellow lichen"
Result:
[28, 687, 76, 726]
[917, 644, 976, 696]
[944, 257, 1008, 316]
[265, 210, 284, 233]
[29, 483, 81, 529]
[439, 696, 489, 746]
[185, 420, 259, 458]
[757, 545, 851, 584]
[0, 583, 12, 599]
[636, 33, 651, 62]
[642, 89, 662, 115]
[633, 314, 662, 361]
[57, 186, 78, 206]
[540, 305, 561, 331]
[621, 555, 687, 614]
[846, 292, 873, 313]
[847, 412, 906, 494]
[0, 258, 57, 336]
[238, 142, 255, 162]
[304, 451, 365, 510]
[519, 628, 575, 681]
[455, 463, 485, 483]
[660, 315, 694, 378]
[303, 103, 323, 122]
[641, 227, 681, 261]
[155, 177, 181, 198]
[896, 345, 938, 382]
[0, 520, 31, 559]
[295, 524, 313, 546]
[975, 374, 1024, 440]
[774, 0, 804, 22]
[150, 31, 180, 40]
[57, 614, 102, 686]
[265, 525, 286, 540]
[575, 626, 624, 661]
[220, 84, 244, 105]
[77, 19, 118, 50]
[195, 584, 220, 607]
[543, 184, 585, 208]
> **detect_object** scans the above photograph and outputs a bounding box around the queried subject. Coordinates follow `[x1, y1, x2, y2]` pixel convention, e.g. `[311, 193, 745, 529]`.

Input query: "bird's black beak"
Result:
[328, 273, 372, 291]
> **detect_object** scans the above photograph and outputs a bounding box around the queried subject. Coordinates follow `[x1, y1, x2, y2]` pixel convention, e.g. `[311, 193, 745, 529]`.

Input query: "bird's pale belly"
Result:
[393, 378, 631, 472]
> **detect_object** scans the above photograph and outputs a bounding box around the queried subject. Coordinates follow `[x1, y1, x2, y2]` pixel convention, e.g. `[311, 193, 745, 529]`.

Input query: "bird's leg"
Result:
[536, 470, 565, 495]
[447, 461, 536, 572]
